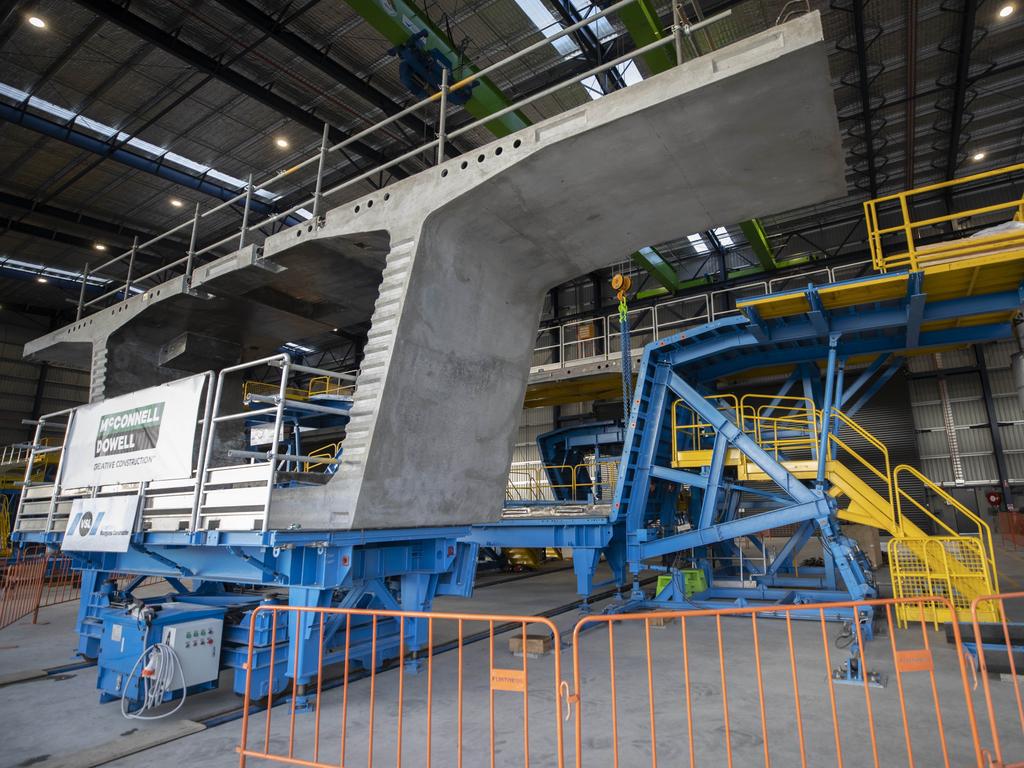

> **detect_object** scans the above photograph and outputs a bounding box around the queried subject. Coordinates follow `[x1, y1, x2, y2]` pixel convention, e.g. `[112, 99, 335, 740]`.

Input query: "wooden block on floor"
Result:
[509, 634, 553, 656]
[648, 613, 677, 628]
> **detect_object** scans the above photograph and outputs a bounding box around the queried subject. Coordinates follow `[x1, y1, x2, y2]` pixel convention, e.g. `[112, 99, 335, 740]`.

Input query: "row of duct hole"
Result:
[440, 139, 523, 179]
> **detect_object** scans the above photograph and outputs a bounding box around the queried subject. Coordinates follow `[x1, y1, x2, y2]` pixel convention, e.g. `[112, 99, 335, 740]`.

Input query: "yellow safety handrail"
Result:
[865, 162, 1024, 272]
[741, 394, 820, 460]
[308, 375, 355, 398]
[893, 464, 999, 589]
[0, 496, 10, 556]
[506, 460, 621, 502]
[671, 394, 740, 453]
[303, 442, 341, 472]
[827, 408, 895, 527]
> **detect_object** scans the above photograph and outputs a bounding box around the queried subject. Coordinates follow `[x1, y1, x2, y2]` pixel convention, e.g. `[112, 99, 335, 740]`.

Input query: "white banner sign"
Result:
[61, 375, 205, 488]
[61, 496, 138, 552]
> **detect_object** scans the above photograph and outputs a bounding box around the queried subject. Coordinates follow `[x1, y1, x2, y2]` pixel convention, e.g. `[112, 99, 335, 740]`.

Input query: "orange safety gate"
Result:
[237, 605, 566, 768]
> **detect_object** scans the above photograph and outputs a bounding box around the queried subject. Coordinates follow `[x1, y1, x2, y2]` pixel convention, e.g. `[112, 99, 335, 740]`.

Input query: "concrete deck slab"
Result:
[266, 12, 846, 530]
[23, 13, 846, 531]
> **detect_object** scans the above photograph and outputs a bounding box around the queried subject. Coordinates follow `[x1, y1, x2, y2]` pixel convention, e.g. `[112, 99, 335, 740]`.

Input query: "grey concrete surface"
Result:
[3, 550, 1024, 768]
[268, 12, 846, 531]
[23, 14, 845, 530]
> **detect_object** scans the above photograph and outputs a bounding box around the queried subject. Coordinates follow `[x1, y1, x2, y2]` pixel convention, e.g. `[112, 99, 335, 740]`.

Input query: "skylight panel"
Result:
[713, 226, 734, 247]
[567, 0, 615, 38]
[687, 233, 709, 254]
[512, 0, 579, 57]
[1, 257, 114, 287]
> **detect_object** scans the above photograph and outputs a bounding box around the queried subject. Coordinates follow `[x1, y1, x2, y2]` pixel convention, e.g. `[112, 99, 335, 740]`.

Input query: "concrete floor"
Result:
[2, 555, 1024, 768]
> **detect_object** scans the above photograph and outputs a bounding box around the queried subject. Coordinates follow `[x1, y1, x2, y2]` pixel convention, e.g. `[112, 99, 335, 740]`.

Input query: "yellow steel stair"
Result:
[671, 394, 999, 623]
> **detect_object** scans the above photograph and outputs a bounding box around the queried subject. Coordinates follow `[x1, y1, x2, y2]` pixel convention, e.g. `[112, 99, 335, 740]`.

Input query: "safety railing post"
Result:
[124, 236, 138, 300]
[185, 201, 200, 283]
[76, 262, 90, 320]
[238, 173, 253, 249]
[312, 124, 329, 219]
[672, 3, 685, 65]
[437, 67, 449, 166]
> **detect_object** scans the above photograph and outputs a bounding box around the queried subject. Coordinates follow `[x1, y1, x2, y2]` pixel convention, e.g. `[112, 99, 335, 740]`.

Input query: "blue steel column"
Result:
[816, 334, 841, 486]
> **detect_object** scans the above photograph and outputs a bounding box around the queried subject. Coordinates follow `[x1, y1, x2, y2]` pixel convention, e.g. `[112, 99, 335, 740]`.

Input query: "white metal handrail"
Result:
[528, 261, 873, 374]
[71, 3, 732, 320]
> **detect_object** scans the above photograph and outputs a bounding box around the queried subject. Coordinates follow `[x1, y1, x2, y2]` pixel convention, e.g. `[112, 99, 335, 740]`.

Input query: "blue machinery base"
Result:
[16, 264, 1023, 703]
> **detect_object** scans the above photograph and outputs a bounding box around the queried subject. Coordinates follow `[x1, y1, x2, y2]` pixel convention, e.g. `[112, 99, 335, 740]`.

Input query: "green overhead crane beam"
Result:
[632, 246, 682, 292]
[739, 219, 776, 270]
[343, 0, 530, 137]
[616, 0, 677, 75]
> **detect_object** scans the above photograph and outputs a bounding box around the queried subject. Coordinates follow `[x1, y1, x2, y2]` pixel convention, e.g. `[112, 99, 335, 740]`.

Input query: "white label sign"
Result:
[61, 496, 138, 552]
[61, 375, 205, 488]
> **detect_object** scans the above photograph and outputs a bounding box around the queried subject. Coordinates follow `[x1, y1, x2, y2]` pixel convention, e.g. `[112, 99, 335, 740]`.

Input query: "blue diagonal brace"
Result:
[699, 433, 729, 529]
[845, 356, 905, 417]
[668, 372, 819, 504]
[638, 501, 823, 558]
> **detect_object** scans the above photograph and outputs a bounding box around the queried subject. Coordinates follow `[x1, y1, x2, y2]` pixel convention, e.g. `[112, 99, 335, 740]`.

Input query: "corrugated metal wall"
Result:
[0, 310, 89, 446]
[906, 343, 1024, 486]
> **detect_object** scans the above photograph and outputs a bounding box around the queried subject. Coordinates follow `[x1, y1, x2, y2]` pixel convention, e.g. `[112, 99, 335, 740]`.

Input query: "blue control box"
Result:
[97, 602, 226, 705]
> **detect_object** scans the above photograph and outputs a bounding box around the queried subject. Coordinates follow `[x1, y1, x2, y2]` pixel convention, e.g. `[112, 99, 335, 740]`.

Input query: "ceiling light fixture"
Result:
[170, 198, 184, 208]
[275, 137, 289, 149]
[36, 276, 48, 283]
[999, 4, 1015, 17]
[28, 16, 46, 28]
[972, 151, 986, 161]
[93, 243, 107, 251]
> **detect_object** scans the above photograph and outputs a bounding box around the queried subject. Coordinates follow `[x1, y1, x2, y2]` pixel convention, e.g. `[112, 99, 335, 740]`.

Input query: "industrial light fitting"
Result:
[275, 137, 289, 149]
[28, 16, 46, 28]
[170, 198, 184, 208]
[999, 4, 1015, 17]
[972, 151, 986, 161]
[94, 243, 107, 251]
[36, 276, 48, 283]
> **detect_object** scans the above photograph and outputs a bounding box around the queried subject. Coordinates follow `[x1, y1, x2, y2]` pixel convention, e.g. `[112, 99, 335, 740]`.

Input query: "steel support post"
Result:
[76, 262, 90, 319]
[816, 334, 840, 486]
[123, 236, 138, 300]
[185, 201, 200, 281]
[436, 67, 449, 166]
[672, 3, 685, 65]
[312, 125, 329, 219]
[239, 173, 253, 248]
[976, 344, 1014, 510]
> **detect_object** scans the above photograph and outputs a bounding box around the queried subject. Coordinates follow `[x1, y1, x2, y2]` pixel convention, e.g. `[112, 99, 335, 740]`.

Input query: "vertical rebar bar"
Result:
[437, 67, 449, 166]
[124, 236, 138, 300]
[239, 174, 253, 249]
[312, 124, 329, 219]
[76, 263, 90, 320]
[185, 202, 200, 281]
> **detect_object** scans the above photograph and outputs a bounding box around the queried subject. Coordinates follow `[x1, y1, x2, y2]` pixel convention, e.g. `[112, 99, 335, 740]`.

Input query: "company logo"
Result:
[94, 402, 165, 457]
[69, 509, 105, 537]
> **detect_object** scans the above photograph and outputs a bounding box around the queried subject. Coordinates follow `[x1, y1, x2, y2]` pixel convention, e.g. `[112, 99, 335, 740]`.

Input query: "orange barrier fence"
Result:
[571, 596, 994, 768]
[238, 605, 566, 768]
[236, 596, 1024, 768]
[1, 547, 162, 631]
[0, 549, 48, 630]
[970, 592, 1024, 768]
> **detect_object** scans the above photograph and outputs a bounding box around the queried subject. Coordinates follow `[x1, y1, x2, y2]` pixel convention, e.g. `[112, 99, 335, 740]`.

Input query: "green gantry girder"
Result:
[343, 0, 529, 137]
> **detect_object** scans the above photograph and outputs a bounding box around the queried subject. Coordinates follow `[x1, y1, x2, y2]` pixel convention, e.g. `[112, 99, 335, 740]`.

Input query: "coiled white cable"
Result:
[121, 642, 187, 720]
